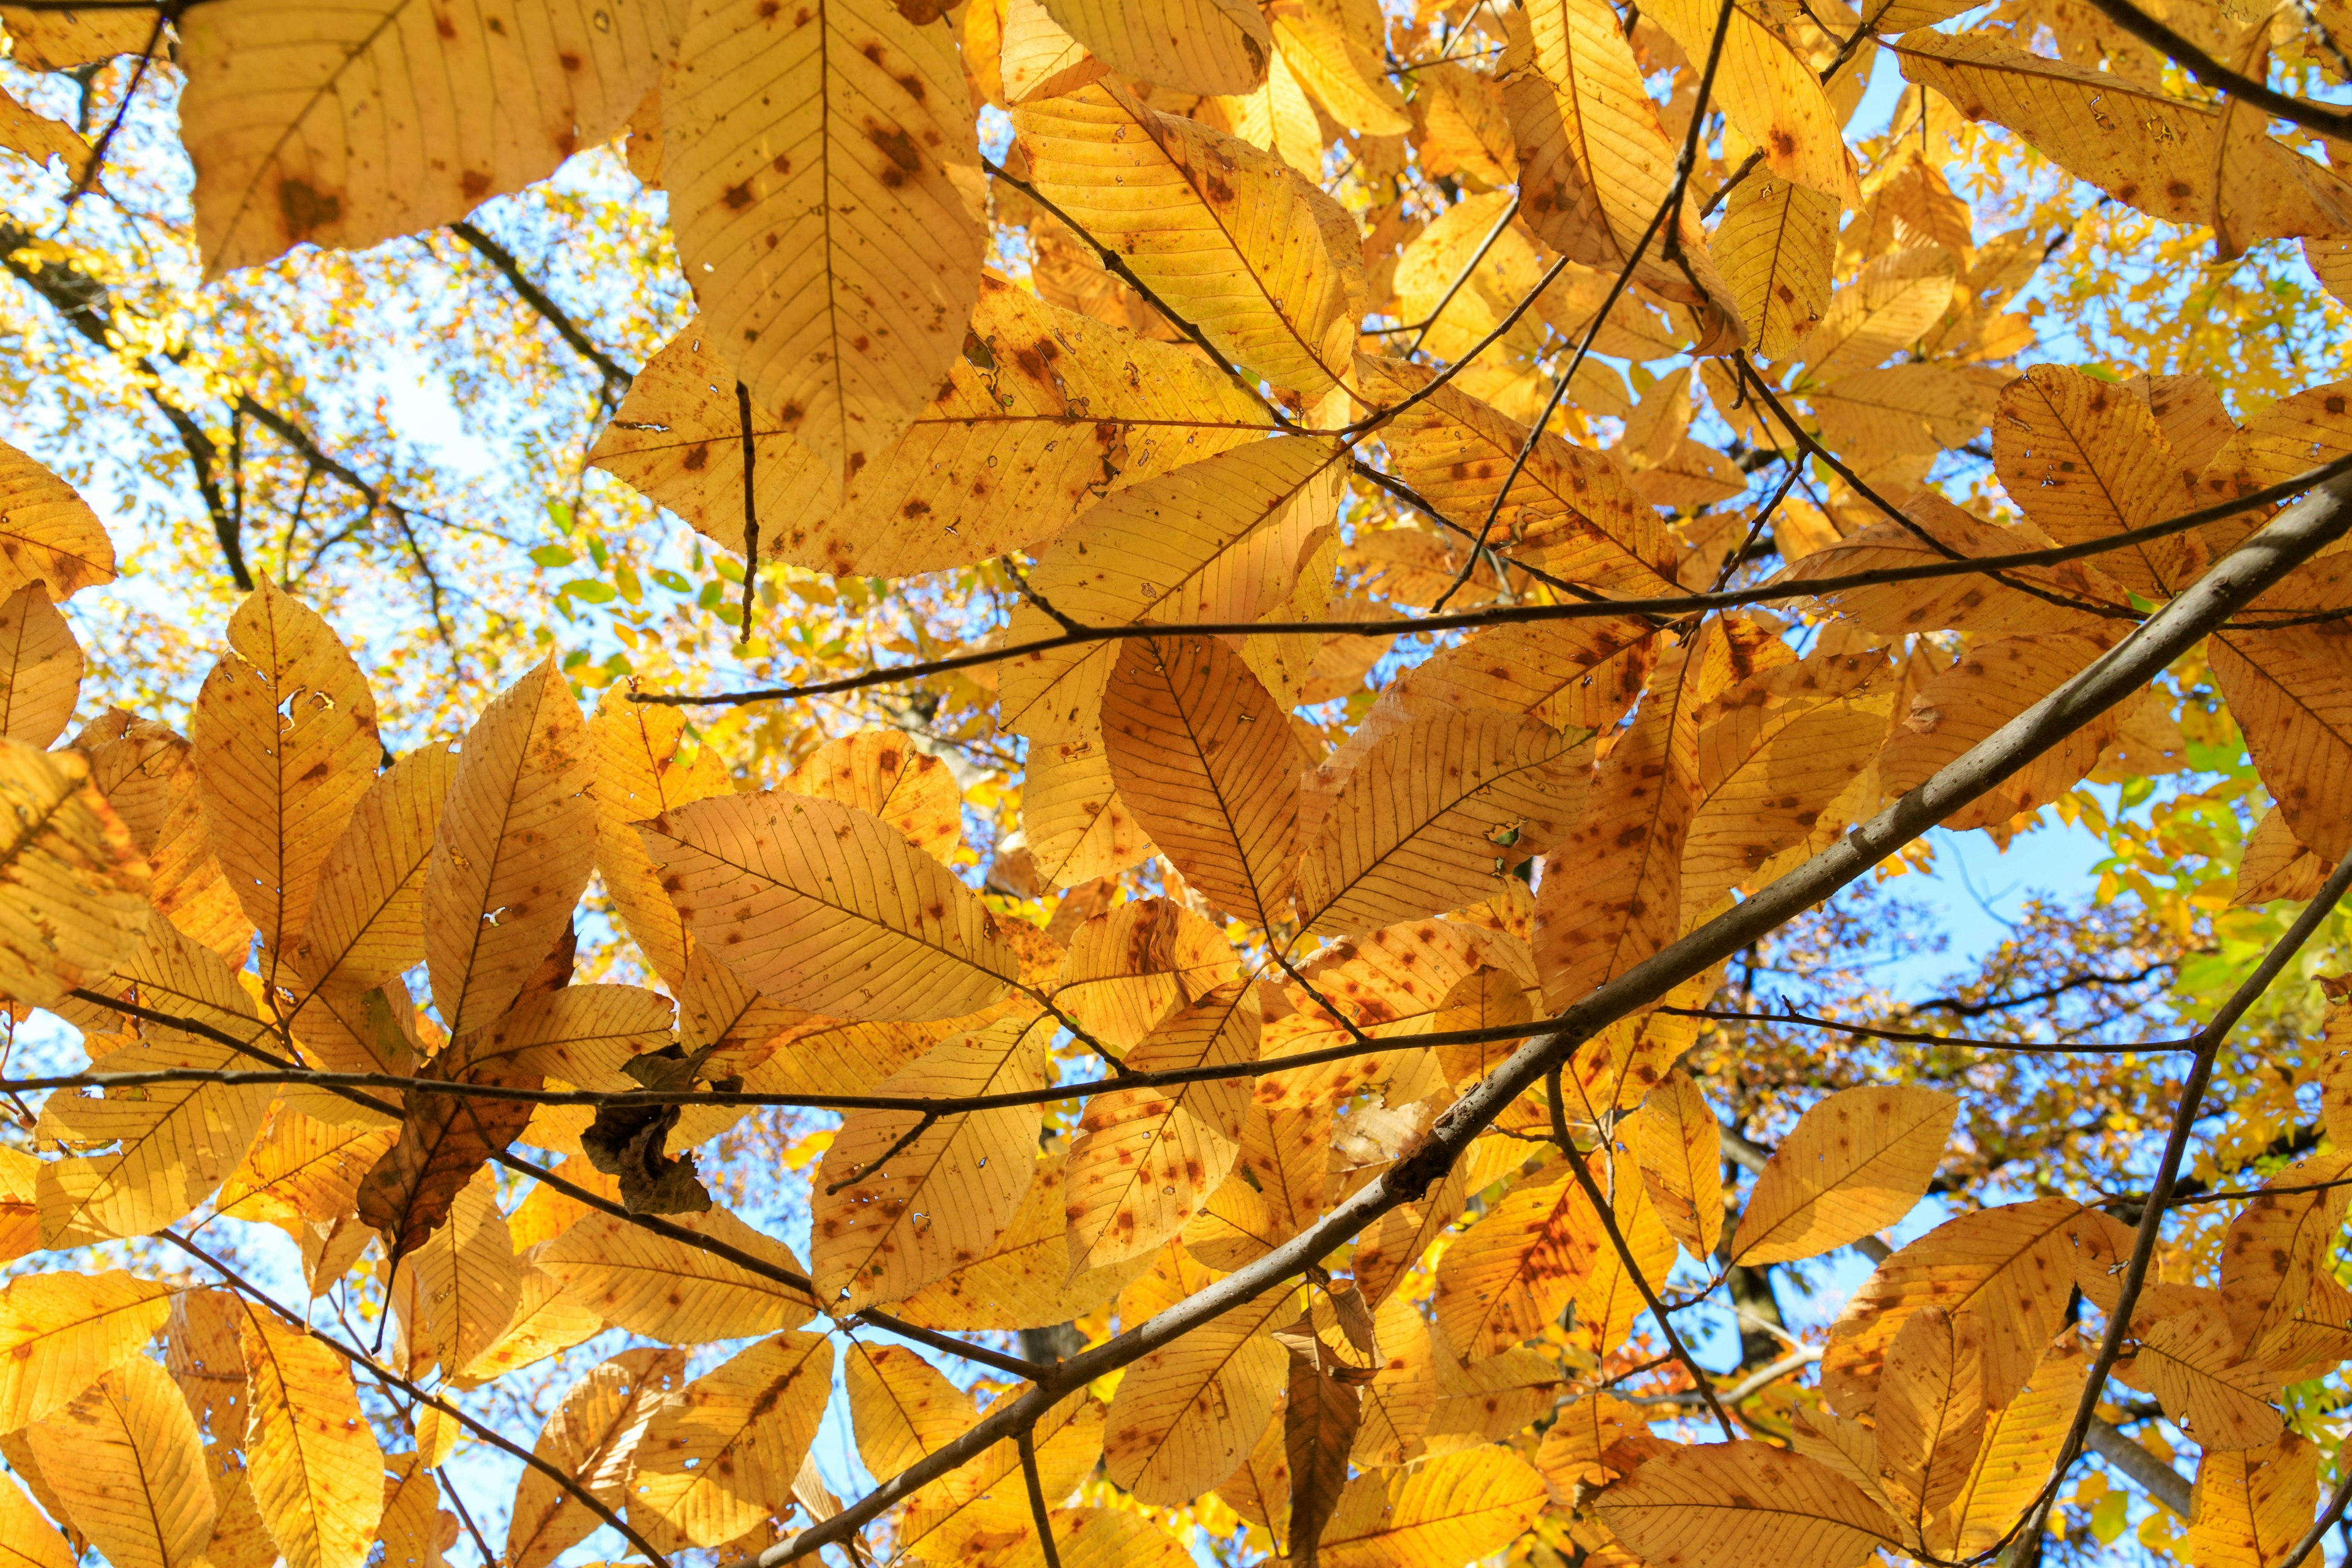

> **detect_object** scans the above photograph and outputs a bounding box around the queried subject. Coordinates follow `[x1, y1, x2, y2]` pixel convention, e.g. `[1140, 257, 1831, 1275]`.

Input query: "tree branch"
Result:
[448, 218, 637, 395]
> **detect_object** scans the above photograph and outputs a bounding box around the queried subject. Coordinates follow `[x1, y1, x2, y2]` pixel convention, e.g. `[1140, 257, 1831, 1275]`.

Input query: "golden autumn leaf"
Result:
[0, 439, 114, 601]
[1101, 633, 1302, 928]
[1104, 1286, 1295, 1504]
[889, 1151, 1154, 1329]
[845, 1341, 974, 1483]
[1320, 1447, 1548, 1568]
[238, 1307, 385, 1568]
[424, 657, 594, 1038]
[1298, 707, 1591, 935]
[2188, 1431, 2317, 1568]
[1600, 1442, 1897, 1568]
[506, 1348, 684, 1568]
[540, 1207, 817, 1343]
[1001, 435, 1344, 744]
[1821, 1198, 2129, 1417]
[1042, 0, 1270, 93]
[785, 729, 963, 862]
[0, 586, 78, 748]
[812, 1011, 1052, 1310]
[24, 1355, 215, 1568]
[0, 1271, 172, 1434]
[39, 924, 274, 1246]
[177, 0, 671, 274]
[1728, 1084, 1958, 1264]
[1718, 176, 1839, 360]
[630, 1331, 832, 1547]
[1014, 84, 1363, 398]
[1065, 979, 1259, 1271]
[1502, 0, 1739, 335]
[642, 788, 1017, 1022]
[594, 282, 1275, 577]
[663, 0, 981, 480]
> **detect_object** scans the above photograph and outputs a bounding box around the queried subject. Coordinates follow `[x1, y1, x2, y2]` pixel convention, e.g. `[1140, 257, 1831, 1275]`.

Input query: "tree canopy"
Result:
[0, 0, 2348, 1565]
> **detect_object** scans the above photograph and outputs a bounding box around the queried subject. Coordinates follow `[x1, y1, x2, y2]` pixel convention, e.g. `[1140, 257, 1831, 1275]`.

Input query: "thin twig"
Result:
[736, 380, 761, 641]
[2002, 845, 2352, 1558]
[1547, 1069, 1740, 1439]
[636, 442, 2352, 707]
[1016, 1430, 1065, 1568]
[449, 219, 638, 394]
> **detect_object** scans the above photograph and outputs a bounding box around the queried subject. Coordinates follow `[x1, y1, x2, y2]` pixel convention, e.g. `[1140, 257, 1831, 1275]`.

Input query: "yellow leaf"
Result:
[1895, 31, 2352, 239]
[424, 657, 594, 1038]
[785, 729, 963, 862]
[191, 583, 381, 965]
[0, 438, 113, 600]
[1321, 1446, 1548, 1568]
[238, 1308, 384, 1568]
[1944, 1332, 2089, 1556]
[1268, 0, 1408, 134]
[897, 1390, 1101, 1561]
[1000, 435, 1344, 745]
[451, 1259, 604, 1389]
[1681, 649, 1887, 916]
[393, 1169, 519, 1379]
[1014, 84, 1363, 398]
[1208, 46, 1325, 178]
[1022, 732, 1159, 891]
[1103, 1287, 1293, 1504]
[2211, 623, 2352, 862]
[1992, 364, 2203, 596]
[1873, 1305, 1985, 1544]
[845, 1342, 975, 1482]
[2188, 1431, 2317, 1568]
[1802, 246, 1956, 384]
[976, 1509, 1193, 1568]
[1717, 176, 1838, 360]
[630, 1331, 832, 1548]
[641, 788, 1017, 1022]
[1052, 897, 1237, 1050]
[540, 1207, 816, 1342]
[1532, 631, 1713, 1012]
[890, 1151, 1155, 1330]
[590, 282, 1275, 578]
[1102, 633, 1302, 927]
[0, 1468, 72, 1568]
[1430, 1163, 1600, 1360]
[1041, 0, 1270, 93]
[0, 8, 153, 70]
[24, 1355, 214, 1568]
[1730, 1083, 1957, 1264]
[178, 0, 669, 274]
[1820, 1198, 2127, 1415]
[1877, 630, 2136, 834]
[1359, 358, 1674, 597]
[286, 743, 458, 999]
[1643, 0, 1847, 200]
[665, 0, 981, 480]
[0, 738, 148, 1007]
[507, 1348, 685, 1568]
[1298, 708, 1592, 936]
[1632, 1067, 1725, 1259]
[1066, 979, 1259, 1272]
[812, 1012, 1052, 1310]
[2129, 1296, 2283, 1452]
[1598, 1442, 1895, 1568]
[375, 1455, 443, 1568]
[1502, 0, 1740, 338]
[587, 690, 731, 992]
[39, 925, 274, 1245]
[0, 1272, 170, 1434]
[0, 587, 77, 748]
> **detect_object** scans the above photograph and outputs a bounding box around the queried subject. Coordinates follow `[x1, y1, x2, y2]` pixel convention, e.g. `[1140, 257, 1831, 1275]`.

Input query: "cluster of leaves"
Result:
[8, 0, 2352, 1566]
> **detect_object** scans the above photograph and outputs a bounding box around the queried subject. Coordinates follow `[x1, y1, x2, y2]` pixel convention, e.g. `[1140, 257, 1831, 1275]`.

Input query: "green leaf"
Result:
[529, 545, 575, 568]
